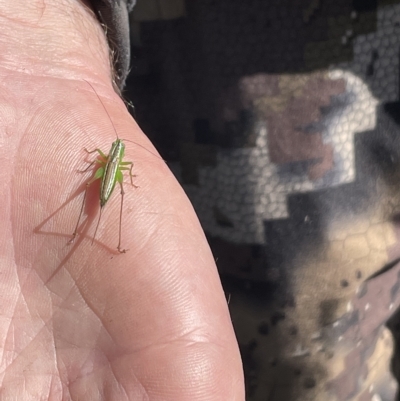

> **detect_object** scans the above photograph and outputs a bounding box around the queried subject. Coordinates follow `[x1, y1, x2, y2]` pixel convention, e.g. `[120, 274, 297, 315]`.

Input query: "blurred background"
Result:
[123, 1, 400, 400]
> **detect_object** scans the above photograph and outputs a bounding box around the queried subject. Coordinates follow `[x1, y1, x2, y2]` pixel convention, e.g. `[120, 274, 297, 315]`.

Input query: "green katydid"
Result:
[69, 80, 146, 253]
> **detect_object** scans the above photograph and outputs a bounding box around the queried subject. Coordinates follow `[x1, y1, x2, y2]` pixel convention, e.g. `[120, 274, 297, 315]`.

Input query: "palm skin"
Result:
[0, 1, 244, 400]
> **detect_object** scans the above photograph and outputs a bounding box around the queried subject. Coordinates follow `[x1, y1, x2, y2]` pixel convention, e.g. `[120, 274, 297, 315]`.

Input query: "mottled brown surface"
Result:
[128, 1, 400, 400]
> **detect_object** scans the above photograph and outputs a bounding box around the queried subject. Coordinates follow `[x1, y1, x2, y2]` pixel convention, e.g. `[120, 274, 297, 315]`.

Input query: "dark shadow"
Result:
[33, 167, 121, 284]
[386, 307, 400, 401]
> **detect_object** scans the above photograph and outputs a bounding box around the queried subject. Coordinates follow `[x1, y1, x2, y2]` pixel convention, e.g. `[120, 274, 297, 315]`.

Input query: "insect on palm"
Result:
[68, 81, 139, 253]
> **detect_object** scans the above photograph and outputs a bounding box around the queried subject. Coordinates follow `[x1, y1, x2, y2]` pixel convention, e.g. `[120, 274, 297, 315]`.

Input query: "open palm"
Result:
[0, 1, 244, 399]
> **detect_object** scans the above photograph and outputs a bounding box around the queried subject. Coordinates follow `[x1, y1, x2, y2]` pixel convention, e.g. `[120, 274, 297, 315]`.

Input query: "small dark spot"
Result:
[289, 325, 298, 336]
[319, 299, 339, 326]
[366, 49, 379, 77]
[303, 377, 316, 389]
[294, 368, 302, 376]
[258, 322, 269, 335]
[340, 279, 349, 287]
[213, 206, 234, 228]
[270, 357, 278, 367]
[248, 339, 258, 351]
[271, 311, 286, 326]
[325, 351, 334, 359]
[356, 270, 362, 279]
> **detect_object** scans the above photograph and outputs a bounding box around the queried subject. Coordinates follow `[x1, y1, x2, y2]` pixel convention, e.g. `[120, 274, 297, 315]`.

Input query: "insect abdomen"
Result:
[100, 140, 125, 207]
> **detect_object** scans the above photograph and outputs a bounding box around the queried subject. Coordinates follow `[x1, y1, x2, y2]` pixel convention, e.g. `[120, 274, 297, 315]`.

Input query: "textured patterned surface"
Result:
[127, 1, 400, 400]
[170, 70, 377, 244]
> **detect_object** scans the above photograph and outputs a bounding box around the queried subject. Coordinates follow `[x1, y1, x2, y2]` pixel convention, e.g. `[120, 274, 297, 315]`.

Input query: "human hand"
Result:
[0, 1, 244, 399]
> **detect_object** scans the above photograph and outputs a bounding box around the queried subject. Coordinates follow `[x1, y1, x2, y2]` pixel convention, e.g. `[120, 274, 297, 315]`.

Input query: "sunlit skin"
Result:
[0, 0, 245, 400]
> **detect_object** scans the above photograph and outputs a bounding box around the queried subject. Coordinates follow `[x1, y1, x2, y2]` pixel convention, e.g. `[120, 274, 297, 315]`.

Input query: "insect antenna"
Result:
[83, 79, 120, 140]
[83, 79, 165, 162]
[121, 138, 165, 161]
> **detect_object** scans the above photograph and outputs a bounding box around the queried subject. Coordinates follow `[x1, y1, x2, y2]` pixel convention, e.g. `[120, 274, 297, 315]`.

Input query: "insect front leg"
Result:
[78, 148, 108, 173]
[84, 147, 107, 158]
